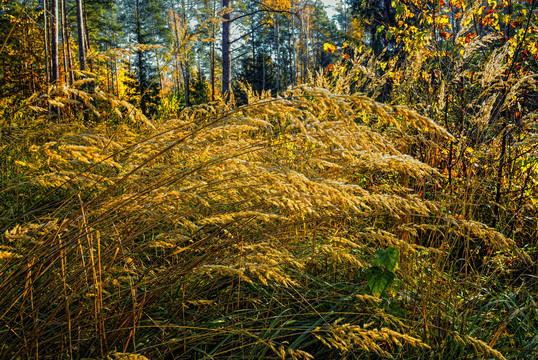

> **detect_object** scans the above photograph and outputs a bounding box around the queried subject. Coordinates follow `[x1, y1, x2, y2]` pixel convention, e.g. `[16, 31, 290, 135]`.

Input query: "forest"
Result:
[0, 0, 537, 358]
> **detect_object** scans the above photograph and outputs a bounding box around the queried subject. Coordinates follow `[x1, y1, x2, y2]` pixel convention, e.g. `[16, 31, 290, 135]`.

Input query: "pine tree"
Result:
[234, 53, 277, 104]
[118, 0, 169, 115]
[347, 0, 396, 55]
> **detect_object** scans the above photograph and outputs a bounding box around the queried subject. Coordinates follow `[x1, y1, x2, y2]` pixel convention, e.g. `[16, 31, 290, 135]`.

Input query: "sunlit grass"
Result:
[0, 52, 536, 360]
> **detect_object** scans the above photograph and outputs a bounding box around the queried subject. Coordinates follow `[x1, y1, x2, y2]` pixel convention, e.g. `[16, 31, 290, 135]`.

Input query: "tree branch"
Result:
[231, 7, 300, 23]
[230, 23, 265, 45]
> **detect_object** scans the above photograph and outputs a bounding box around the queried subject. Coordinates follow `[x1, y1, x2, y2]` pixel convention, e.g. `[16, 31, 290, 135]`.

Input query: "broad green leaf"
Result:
[366, 267, 396, 296]
[375, 247, 399, 271]
[385, 247, 399, 272]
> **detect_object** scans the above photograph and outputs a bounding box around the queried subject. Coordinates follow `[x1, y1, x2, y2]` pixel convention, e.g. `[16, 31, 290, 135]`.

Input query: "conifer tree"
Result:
[119, 0, 169, 115]
[347, 0, 396, 55]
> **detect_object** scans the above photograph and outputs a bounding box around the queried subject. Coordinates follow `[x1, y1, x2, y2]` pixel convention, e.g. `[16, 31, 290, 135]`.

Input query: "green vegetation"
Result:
[1, 68, 536, 359]
[1, 0, 537, 359]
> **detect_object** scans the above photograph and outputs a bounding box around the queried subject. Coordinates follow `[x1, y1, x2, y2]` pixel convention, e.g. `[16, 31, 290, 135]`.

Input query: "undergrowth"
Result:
[0, 41, 537, 360]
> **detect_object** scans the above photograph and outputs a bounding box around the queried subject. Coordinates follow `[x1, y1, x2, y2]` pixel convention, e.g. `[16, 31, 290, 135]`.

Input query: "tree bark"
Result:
[211, 0, 216, 101]
[113, 32, 119, 95]
[184, 62, 190, 106]
[75, 0, 89, 124]
[221, 0, 231, 103]
[51, 0, 61, 119]
[83, 0, 93, 72]
[135, 0, 146, 113]
[154, 47, 163, 91]
[50, 0, 59, 85]
[43, 0, 50, 85]
[275, 16, 280, 94]
[61, 0, 73, 86]
[75, 0, 87, 72]
[182, 0, 190, 107]
[170, 0, 182, 112]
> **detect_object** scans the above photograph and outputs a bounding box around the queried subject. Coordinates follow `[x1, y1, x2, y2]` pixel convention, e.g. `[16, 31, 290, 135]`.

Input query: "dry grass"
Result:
[0, 36, 537, 359]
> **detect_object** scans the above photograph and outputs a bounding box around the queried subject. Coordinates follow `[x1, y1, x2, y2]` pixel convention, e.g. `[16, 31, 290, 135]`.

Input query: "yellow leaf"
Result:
[323, 43, 337, 53]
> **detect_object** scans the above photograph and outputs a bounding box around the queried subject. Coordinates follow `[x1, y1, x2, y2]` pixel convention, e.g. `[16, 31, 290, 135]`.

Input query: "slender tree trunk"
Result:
[289, 18, 296, 85]
[43, 0, 51, 120]
[221, 0, 231, 103]
[43, 0, 50, 86]
[75, 0, 88, 124]
[60, 0, 69, 86]
[105, 36, 111, 92]
[75, 0, 87, 72]
[113, 32, 119, 95]
[153, 29, 163, 90]
[299, 15, 306, 83]
[210, 0, 216, 101]
[135, 0, 146, 113]
[106, 51, 111, 92]
[170, 0, 182, 111]
[275, 17, 280, 94]
[211, 35, 215, 101]
[50, 0, 59, 85]
[262, 53, 265, 90]
[182, 0, 190, 107]
[184, 63, 190, 106]
[62, 0, 75, 85]
[51, 0, 60, 119]
[83, 0, 92, 72]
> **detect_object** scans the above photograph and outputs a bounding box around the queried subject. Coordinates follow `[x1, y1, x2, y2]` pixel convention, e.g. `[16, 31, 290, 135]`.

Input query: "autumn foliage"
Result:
[0, 0, 537, 359]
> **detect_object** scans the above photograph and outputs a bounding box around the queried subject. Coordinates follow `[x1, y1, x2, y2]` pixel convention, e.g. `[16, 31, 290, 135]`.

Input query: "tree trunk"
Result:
[43, 0, 52, 120]
[154, 50, 163, 92]
[182, 0, 190, 107]
[153, 29, 163, 91]
[210, 0, 216, 101]
[135, 0, 146, 113]
[113, 32, 119, 95]
[60, 0, 72, 86]
[262, 53, 265, 90]
[184, 62, 190, 106]
[288, 19, 295, 85]
[75, 0, 88, 124]
[275, 17, 280, 94]
[43, 0, 50, 86]
[83, 0, 93, 72]
[170, 0, 182, 111]
[221, 0, 231, 103]
[51, 0, 60, 119]
[75, 0, 87, 72]
[50, 0, 59, 85]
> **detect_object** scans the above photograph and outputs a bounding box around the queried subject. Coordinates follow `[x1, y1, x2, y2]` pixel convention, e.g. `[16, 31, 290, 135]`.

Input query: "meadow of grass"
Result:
[0, 45, 537, 360]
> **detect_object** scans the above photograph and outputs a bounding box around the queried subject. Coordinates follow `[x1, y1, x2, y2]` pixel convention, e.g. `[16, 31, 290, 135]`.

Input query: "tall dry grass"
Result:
[0, 39, 536, 360]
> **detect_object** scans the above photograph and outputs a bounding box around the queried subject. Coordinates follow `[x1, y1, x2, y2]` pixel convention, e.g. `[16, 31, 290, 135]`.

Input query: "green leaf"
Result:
[385, 247, 399, 272]
[366, 267, 395, 296]
[374, 246, 400, 271]
[375, 247, 399, 271]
